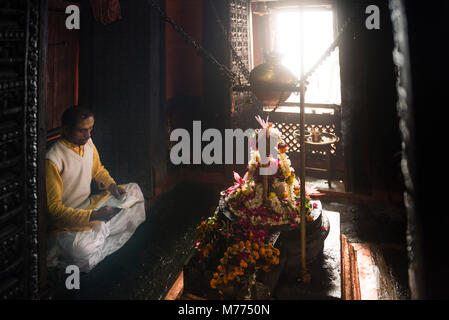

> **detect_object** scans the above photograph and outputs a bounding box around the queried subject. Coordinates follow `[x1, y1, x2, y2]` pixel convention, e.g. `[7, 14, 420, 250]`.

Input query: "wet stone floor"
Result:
[47, 181, 223, 300]
[322, 196, 410, 300]
[46, 182, 410, 300]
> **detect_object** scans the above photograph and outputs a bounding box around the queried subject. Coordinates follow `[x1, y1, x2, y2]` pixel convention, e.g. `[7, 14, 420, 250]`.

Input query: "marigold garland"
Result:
[194, 116, 323, 294]
[194, 216, 222, 260]
[209, 241, 280, 289]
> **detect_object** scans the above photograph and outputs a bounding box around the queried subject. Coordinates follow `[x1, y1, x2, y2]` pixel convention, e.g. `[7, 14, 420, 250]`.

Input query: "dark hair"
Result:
[61, 106, 94, 127]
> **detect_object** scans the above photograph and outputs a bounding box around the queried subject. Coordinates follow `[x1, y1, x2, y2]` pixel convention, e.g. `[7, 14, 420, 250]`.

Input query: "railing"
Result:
[263, 104, 341, 157]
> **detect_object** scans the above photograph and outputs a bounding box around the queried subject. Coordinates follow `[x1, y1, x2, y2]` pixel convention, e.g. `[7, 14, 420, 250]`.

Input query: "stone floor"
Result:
[307, 177, 346, 193]
[321, 195, 410, 299]
[46, 180, 410, 300]
[273, 209, 341, 300]
[47, 181, 223, 300]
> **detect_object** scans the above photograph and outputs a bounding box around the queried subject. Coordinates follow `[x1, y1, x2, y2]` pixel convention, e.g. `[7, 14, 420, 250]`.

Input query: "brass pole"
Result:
[263, 131, 270, 205]
[299, 83, 307, 274]
[299, 6, 309, 282]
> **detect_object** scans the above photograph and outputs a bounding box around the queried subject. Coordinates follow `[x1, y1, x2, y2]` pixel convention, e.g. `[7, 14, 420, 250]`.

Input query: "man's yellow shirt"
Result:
[46, 139, 116, 233]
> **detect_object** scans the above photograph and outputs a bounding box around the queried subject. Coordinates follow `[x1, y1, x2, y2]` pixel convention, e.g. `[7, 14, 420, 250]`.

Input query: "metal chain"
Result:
[207, 0, 265, 113]
[207, 0, 251, 82]
[148, 0, 353, 101]
[300, 16, 352, 85]
[148, 0, 237, 84]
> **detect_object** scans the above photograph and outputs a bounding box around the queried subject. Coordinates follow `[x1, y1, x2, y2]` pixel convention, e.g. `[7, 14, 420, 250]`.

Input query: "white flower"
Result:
[246, 184, 263, 210]
[250, 149, 261, 164]
[286, 183, 295, 206]
[269, 127, 282, 140]
[268, 195, 289, 216]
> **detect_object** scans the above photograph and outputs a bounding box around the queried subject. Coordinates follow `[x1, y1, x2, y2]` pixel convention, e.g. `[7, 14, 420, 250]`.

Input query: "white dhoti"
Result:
[46, 183, 146, 272]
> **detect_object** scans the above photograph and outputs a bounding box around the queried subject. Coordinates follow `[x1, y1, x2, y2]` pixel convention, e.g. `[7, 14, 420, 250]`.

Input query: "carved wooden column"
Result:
[0, 0, 41, 299]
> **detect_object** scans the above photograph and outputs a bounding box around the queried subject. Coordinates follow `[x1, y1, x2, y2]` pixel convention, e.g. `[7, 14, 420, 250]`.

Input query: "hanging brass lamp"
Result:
[249, 53, 297, 106]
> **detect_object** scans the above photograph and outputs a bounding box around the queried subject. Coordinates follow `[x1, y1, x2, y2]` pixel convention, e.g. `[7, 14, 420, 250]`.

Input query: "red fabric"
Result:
[89, 0, 122, 25]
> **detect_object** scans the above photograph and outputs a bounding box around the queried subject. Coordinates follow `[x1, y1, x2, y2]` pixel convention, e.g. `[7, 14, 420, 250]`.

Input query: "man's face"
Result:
[65, 116, 94, 146]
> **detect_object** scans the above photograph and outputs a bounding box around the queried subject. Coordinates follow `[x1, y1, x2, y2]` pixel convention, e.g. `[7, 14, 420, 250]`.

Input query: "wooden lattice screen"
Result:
[229, 0, 251, 110]
[270, 110, 341, 157]
[229, 1, 343, 168]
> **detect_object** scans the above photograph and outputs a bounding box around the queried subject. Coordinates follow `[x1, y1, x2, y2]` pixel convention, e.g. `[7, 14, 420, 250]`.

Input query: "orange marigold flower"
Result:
[217, 265, 224, 273]
[253, 243, 259, 250]
[239, 241, 245, 248]
[246, 240, 252, 248]
[263, 265, 271, 272]
[213, 272, 219, 279]
[210, 279, 217, 288]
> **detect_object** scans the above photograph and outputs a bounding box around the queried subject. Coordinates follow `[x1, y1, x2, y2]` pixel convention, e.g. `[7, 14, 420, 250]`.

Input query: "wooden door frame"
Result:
[37, 0, 49, 297]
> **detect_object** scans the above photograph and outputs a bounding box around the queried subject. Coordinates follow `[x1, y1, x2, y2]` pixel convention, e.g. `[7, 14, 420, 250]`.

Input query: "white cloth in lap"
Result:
[47, 182, 146, 272]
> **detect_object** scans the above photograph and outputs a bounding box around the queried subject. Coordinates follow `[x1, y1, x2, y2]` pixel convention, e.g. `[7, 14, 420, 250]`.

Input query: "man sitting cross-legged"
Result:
[46, 106, 146, 272]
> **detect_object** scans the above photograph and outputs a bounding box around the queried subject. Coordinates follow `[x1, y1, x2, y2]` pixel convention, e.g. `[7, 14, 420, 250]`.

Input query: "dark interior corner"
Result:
[0, 0, 448, 301]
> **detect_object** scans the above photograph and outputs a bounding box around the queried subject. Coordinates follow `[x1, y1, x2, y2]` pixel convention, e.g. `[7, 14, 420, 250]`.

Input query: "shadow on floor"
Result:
[46, 184, 410, 300]
[48, 181, 223, 300]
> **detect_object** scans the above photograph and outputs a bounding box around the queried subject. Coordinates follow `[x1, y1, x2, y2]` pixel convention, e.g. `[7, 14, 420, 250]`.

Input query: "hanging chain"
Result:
[208, 0, 265, 112]
[148, 0, 237, 84]
[299, 16, 352, 85]
[148, 0, 354, 105]
[207, 0, 251, 82]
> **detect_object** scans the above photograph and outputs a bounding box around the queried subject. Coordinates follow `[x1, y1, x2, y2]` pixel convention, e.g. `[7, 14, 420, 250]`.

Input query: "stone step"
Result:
[341, 234, 361, 300]
[341, 235, 379, 300]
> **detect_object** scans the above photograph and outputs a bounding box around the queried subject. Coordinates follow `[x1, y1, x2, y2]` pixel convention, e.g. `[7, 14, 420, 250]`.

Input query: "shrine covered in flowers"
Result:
[1, 0, 447, 301]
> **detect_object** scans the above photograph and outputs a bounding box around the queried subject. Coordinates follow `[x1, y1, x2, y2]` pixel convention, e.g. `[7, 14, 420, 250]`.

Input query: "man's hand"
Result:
[108, 183, 126, 199]
[90, 206, 121, 222]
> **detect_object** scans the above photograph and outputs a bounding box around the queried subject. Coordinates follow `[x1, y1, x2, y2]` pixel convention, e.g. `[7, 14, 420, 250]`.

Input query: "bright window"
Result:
[273, 8, 341, 105]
